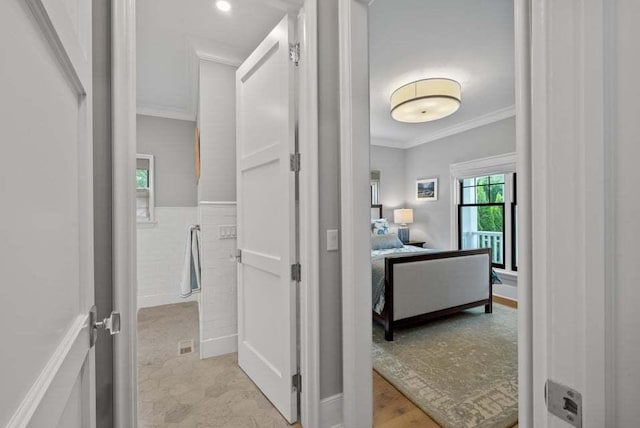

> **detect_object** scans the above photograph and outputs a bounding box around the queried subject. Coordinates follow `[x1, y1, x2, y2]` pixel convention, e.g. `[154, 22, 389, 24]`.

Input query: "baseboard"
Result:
[493, 294, 518, 309]
[320, 393, 343, 428]
[200, 334, 238, 359]
[137, 292, 198, 309]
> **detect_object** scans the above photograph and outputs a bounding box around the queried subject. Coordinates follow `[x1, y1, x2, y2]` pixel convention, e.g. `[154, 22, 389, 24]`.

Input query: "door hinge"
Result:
[290, 153, 301, 172]
[289, 43, 300, 66]
[236, 248, 242, 263]
[292, 373, 302, 392]
[291, 263, 302, 282]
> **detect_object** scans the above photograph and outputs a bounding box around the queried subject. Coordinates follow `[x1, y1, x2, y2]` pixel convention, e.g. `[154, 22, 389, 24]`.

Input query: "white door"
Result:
[236, 16, 298, 423]
[0, 0, 96, 427]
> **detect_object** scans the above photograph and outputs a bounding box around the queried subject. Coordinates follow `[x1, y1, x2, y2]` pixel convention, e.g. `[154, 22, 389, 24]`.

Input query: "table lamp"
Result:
[394, 208, 414, 243]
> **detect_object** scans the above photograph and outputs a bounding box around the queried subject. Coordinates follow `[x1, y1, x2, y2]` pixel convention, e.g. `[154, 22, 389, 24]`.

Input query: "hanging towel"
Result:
[180, 225, 201, 297]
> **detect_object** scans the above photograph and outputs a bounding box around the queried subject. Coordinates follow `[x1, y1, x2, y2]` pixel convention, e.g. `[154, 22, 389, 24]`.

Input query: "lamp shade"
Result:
[390, 78, 461, 123]
[394, 209, 414, 225]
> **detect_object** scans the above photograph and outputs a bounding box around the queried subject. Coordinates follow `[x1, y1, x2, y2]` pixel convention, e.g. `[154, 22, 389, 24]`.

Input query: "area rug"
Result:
[372, 305, 518, 428]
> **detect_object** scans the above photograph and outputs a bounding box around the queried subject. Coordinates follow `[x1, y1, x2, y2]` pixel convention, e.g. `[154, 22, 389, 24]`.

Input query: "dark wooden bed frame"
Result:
[373, 248, 493, 341]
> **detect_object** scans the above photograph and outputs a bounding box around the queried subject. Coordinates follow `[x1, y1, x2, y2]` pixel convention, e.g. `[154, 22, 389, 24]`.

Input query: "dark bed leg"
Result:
[485, 301, 493, 314]
[384, 323, 394, 341]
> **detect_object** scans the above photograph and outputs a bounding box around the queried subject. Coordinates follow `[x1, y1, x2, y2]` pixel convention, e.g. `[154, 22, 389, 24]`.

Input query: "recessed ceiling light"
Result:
[215, 0, 231, 12]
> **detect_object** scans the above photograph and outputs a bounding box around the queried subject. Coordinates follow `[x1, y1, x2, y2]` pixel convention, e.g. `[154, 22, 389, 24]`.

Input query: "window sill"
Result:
[495, 268, 518, 280]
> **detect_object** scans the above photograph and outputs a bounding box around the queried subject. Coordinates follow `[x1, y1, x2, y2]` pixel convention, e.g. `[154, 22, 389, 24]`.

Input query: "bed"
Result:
[371, 207, 492, 341]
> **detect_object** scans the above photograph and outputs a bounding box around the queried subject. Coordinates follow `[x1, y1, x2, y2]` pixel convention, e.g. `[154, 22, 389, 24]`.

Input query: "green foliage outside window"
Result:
[469, 175, 504, 233]
[136, 169, 149, 189]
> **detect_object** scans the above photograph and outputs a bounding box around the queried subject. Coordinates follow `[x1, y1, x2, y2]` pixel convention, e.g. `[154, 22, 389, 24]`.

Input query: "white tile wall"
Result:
[137, 207, 199, 308]
[198, 202, 238, 359]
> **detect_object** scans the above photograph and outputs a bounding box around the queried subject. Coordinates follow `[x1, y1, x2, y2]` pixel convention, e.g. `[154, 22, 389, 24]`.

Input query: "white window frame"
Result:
[450, 153, 517, 275]
[136, 153, 155, 224]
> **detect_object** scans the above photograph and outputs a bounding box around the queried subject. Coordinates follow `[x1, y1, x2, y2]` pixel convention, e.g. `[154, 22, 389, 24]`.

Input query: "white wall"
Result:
[196, 60, 239, 359]
[136, 114, 197, 207]
[198, 203, 238, 358]
[137, 207, 198, 308]
[402, 117, 516, 249]
[198, 60, 237, 203]
[370, 145, 405, 220]
[136, 114, 199, 308]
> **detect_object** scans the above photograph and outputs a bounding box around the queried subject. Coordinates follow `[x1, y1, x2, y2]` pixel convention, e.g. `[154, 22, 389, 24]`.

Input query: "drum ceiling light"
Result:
[390, 78, 462, 123]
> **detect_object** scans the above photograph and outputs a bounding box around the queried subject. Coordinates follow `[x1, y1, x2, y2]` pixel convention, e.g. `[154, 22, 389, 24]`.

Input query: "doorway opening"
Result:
[339, 0, 531, 426]
[127, 0, 318, 426]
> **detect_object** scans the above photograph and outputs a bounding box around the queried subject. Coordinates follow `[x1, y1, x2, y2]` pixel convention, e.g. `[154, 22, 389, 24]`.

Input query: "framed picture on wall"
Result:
[416, 178, 438, 201]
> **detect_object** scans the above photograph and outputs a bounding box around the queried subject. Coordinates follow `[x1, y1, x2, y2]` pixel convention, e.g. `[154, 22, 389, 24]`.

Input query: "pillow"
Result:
[371, 233, 404, 250]
[371, 218, 390, 235]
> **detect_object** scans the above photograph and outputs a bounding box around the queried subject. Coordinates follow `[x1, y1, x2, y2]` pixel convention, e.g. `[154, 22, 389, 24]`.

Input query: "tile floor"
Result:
[137, 302, 291, 428]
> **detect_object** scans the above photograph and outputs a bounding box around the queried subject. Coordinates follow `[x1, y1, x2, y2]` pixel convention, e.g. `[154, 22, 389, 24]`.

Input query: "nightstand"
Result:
[405, 241, 426, 248]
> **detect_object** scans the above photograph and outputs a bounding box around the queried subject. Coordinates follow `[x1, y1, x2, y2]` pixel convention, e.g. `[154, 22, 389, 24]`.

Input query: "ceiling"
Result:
[136, 0, 301, 121]
[369, 0, 515, 149]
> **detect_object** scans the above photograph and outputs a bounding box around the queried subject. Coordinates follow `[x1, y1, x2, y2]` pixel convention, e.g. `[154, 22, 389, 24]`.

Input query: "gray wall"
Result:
[136, 115, 197, 207]
[92, 0, 113, 426]
[198, 60, 237, 203]
[370, 145, 405, 220]
[318, 0, 343, 399]
[403, 117, 516, 249]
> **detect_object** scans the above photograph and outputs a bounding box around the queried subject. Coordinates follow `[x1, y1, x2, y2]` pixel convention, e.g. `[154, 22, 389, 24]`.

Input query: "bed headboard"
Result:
[371, 204, 383, 220]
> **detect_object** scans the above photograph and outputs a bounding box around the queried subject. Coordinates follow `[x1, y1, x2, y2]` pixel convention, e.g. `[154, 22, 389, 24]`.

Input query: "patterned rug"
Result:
[372, 305, 518, 428]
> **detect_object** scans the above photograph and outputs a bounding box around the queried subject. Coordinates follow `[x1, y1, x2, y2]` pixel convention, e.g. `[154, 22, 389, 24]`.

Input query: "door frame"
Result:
[111, 1, 321, 427]
[112, 0, 138, 427]
[338, 0, 534, 426]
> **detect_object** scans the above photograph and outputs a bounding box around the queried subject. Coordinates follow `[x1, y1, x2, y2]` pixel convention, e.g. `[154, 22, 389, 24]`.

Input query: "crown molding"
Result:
[403, 105, 516, 149]
[369, 137, 406, 149]
[136, 104, 196, 122]
[242, 0, 302, 12]
[194, 50, 243, 67]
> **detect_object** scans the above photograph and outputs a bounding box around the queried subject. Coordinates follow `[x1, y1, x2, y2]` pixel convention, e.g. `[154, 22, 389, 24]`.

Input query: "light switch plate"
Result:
[218, 225, 237, 239]
[327, 229, 339, 251]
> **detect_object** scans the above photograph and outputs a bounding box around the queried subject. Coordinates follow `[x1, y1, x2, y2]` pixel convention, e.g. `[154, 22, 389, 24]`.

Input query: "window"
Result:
[459, 174, 507, 267]
[136, 154, 155, 223]
[457, 172, 518, 271]
[370, 170, 380, 205]
[452, 154, 517, 273]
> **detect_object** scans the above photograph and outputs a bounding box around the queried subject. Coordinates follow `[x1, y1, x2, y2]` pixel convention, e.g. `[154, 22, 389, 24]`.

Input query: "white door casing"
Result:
[0, 0, 96, 427]
[236, 15, 299, 423]
[530, 0, 610, 426]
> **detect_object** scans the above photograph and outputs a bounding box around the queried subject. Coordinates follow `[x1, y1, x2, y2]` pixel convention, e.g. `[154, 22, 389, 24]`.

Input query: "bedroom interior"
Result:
[368, 0, 518, 427]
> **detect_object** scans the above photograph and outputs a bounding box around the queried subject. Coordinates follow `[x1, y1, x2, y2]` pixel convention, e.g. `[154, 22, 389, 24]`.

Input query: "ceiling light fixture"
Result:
[390, 78, 461, 123]
[215, 0, 231, 12]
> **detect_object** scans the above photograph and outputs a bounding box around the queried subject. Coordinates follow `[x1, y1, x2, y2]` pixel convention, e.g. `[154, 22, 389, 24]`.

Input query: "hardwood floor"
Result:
[373, 371, 440, 427]
[373, 370, 518, 428]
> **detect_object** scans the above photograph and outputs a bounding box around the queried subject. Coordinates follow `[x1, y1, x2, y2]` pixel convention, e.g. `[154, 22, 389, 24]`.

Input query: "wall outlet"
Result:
[218, 225, 236, 239]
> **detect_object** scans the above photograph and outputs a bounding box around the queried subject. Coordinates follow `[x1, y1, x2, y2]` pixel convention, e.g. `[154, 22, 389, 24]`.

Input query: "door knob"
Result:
[95, 312, 121, 335]
[89, 306, 121, 347]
